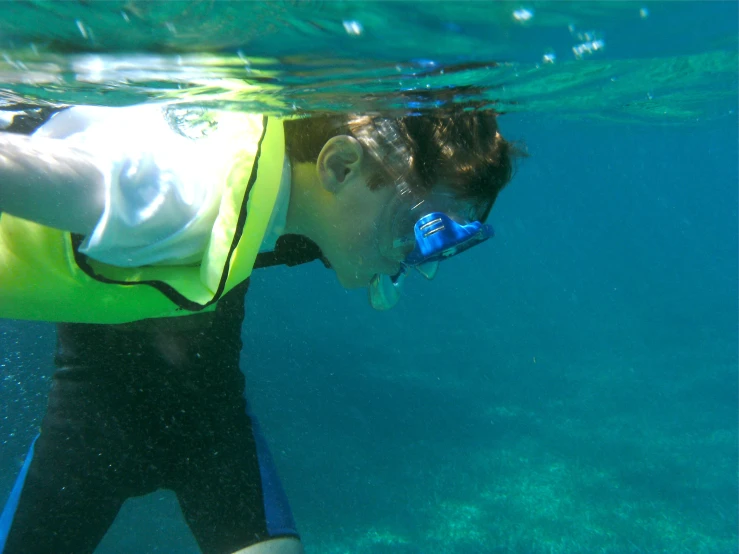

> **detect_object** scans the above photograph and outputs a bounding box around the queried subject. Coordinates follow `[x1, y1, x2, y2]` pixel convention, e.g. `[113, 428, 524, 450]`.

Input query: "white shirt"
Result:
[34, 105, 290, 267]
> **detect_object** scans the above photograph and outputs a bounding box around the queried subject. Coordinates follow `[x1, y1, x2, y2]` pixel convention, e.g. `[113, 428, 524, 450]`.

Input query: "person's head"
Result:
[282, 109, 523, 306]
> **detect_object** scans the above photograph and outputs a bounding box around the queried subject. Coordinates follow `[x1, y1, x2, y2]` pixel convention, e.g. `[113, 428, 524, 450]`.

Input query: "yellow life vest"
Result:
[0, 113, 285, 324]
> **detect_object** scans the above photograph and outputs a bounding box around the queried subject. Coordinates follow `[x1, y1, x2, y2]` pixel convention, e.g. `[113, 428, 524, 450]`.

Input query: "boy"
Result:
[0, 103, 518, 553]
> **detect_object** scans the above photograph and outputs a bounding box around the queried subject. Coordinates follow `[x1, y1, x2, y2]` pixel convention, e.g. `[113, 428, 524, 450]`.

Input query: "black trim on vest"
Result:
[70, 233, 207, 312]
[205, 115, 269, 305]
[70, 231, 328, 311]
[70, 117, 271, 313]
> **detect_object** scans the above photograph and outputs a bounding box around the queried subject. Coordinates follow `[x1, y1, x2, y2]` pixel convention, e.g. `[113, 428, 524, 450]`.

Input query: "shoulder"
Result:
[33, 105, 160, 139]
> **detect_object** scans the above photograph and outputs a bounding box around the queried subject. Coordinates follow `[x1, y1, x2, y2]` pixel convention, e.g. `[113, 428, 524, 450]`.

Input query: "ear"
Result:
[316, 135, 364, 194]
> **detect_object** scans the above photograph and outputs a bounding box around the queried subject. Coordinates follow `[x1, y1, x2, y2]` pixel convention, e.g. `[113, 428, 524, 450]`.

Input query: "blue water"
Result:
[1, 2, 737, 553]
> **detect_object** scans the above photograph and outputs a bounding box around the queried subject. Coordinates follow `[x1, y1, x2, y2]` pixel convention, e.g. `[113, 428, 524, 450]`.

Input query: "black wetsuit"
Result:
[2, 281, 302, 554]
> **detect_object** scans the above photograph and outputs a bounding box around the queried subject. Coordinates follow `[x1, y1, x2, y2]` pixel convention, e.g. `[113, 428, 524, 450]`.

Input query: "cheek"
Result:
[327, 187, 399, 286]
[337, 213, 381, 259]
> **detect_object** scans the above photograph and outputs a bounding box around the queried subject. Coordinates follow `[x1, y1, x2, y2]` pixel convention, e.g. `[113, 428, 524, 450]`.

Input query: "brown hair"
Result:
[284, 109, 524, 221]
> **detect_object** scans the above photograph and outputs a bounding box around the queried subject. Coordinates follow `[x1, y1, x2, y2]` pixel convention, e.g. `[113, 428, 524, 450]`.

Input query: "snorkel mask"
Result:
[369, 184, 494, 310]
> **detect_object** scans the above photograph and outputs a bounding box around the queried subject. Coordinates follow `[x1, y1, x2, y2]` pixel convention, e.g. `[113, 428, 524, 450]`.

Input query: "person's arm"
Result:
[0, 132, 105, 234]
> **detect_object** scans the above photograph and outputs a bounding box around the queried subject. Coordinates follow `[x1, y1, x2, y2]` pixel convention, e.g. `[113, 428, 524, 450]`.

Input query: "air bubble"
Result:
[342, 20, 363, 36]
[513, 8, 534, 22]
[75, 19, 88, 39]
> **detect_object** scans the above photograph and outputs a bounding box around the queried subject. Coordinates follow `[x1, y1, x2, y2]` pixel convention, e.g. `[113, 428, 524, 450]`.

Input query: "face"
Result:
[307, 135, 485, 292]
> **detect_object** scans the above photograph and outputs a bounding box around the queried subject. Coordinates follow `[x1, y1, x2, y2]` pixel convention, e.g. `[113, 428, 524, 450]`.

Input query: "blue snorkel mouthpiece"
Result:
[368, 271, 407, 311]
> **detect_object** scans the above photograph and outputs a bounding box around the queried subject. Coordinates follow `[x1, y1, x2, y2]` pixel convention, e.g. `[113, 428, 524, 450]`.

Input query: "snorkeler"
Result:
[0, 104, 519, 554]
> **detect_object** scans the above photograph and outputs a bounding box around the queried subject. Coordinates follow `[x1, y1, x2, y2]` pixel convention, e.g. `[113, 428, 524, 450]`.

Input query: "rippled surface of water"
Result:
[0, 1, 736, 122]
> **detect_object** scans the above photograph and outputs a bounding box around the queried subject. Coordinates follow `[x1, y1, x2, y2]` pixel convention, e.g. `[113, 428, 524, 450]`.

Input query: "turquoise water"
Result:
[0, 2, 737, 553]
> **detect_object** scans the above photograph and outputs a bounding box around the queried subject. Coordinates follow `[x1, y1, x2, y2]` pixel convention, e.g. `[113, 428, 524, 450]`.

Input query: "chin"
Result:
[335, 271, 369, 290]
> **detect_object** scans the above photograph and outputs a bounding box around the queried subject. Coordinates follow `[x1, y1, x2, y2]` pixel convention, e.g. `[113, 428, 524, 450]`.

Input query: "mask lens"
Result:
[390, 197, 424, 248]
[388, 193, 478, 253]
